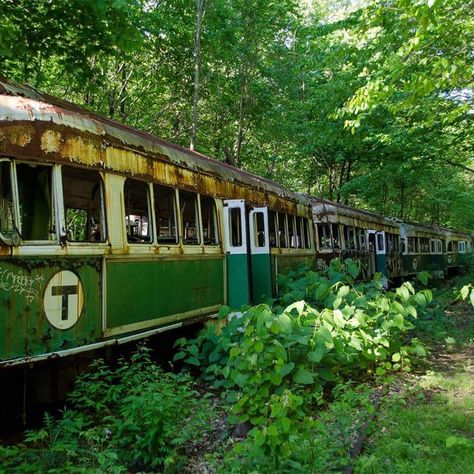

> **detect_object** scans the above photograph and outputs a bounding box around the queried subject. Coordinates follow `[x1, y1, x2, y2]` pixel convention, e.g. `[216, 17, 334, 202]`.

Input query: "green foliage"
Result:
[0, 346, 216, 473]
[177, 262, 429, 467]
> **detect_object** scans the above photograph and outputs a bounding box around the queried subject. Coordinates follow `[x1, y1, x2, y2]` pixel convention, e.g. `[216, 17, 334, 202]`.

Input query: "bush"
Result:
[175, 261, 430, 465]
[0, 345, 216, 473]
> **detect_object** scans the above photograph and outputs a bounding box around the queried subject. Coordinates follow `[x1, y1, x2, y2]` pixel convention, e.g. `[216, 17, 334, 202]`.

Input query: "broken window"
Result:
[0, 161, 14, 240]
[344, 226, 356, 250]
[331, 224, 341, 249]
[200, 195, 218, 245]
[229, 207, 242, 247]
[317, 223, 331, 250]
[408, 237, 418, 253]
[180, 190, 200, 245]
[303, 219, 311, 249]
[124, 178, 151, 243]
[62, 166, 106, 242]
[288, 215, 297, 248]
[269, 210, 278, 247]
[154, 184, 177, 244]
[430, 239, 436, 254]
[295, 216, 304, 248]
[278, 213, 288, 248]
[420, 237, 430, 253]
[447, 241, 453, 253]
[17, 163, 56, 241]
[358, 228, 367, 250]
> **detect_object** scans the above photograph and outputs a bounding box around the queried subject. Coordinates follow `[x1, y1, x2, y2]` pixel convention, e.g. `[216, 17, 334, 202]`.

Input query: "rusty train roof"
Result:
[308, 196, 399, 228]
[0, 76, 308, 206]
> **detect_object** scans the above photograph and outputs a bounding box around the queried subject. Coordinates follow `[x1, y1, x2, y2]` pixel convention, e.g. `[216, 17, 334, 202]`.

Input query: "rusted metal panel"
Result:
[0, 77, 310, 217]
[309, 197, 400, 233]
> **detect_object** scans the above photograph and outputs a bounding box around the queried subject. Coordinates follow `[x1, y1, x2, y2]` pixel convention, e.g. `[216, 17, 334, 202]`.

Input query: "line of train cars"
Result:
[0, 77, 472, 368]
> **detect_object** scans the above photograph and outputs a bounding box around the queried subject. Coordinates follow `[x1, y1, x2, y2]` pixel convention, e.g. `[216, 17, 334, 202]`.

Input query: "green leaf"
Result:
[375, 367, 386, 376]
[333, 297, 342, 309]
[318, 326, 333, 343]
[470, 290, 474, 308]
[416, 272, 430, 286]
[460, 285, 470, 300]
[279, 313, 293, 334]
[173, 351, 186, 361]
[253, 429, 266, 446]
[315, 283, 329, 300]
[337, 285, 350, 298]
[185, 356, 200, 366]
[393, 313, 404, 329]
[333, 309, 345, 327]
[255, 341, 264, 353]
[308, 346, 324, 363]
[392, 352, 401, 362]
[280, 362, 295, 377]
[280, 417, 291, 433]
[293, 367, 314, 384]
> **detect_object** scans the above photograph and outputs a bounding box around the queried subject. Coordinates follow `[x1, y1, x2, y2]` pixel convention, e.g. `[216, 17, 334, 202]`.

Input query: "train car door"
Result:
[248, 207, 272, 303]
[367, 230, 388, 277]
[223, 200, 251, 308]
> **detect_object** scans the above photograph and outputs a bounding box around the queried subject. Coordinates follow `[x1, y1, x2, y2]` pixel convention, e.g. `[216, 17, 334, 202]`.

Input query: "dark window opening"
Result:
[180, 190, 200, 245]
[295, 216, 304, 248]
[154, 184, 177, 244]
[63, 166, 106, 242]
[125, 178, 151, 243]
[253, 212, 266, 247]
[0, 161, 14, 239]
[17, 163, 55, 241]
[331, 224, 341, 249]
[377, 233, 385, 252]
[278, 213, 288, 248]
[420, 237, 429, 253]
[303, 219, 311, 249]
[317, 223, 331, 249]
[447, 241, 453, 253]
[201, 195, 218, 245]
[229, 207, 242, 247]
[288, 215, 297, 248]
[269, 210, 278, 247]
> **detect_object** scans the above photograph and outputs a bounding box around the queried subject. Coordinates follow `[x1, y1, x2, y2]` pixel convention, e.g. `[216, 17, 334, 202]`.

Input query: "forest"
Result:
[1, 0, 473, 229]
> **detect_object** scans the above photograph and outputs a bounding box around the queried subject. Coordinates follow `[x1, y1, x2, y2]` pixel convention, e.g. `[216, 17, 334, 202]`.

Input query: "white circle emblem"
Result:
[44, 271, 84, 330]
[412, 258, 418, 270]
[447, 255, 452, 264]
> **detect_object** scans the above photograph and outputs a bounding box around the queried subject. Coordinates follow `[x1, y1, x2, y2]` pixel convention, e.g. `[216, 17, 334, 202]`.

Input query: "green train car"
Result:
[0, 77, 315, 367]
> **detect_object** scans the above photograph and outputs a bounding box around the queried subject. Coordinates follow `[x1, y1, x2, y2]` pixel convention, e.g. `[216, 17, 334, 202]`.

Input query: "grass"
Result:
[355, 298, 474, 474]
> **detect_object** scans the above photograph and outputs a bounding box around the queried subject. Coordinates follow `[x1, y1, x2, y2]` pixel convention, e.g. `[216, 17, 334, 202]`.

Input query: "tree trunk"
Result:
[190, 0, 206, 151]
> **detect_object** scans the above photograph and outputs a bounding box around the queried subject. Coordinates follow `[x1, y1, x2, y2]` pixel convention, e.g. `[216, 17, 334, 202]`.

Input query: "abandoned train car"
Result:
[0, 77, 315, 367]
[310, 197, 402, 281]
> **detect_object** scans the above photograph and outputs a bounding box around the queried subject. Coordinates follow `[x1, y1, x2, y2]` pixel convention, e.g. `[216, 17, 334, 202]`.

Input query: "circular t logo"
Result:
[412, 258, 418, 270]
[44, 271, 84, 329]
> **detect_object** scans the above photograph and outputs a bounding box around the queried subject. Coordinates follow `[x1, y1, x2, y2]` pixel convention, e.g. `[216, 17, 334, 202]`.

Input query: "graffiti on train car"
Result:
[0, 266, 44, 302]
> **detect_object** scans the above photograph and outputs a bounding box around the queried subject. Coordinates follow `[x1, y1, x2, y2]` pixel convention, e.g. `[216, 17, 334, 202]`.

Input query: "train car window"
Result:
[303, 219, 311, 249]
[295, 216, 304, 248]
[400, 237, 407, 254]
[358, 228, 367, 250]
[458, 241, 466, 253]
[154, 184, 177, 244]
[377, 233, 385, 252]
[437, 240, 443, 254]
[269, 211, 278, 247]
[62, 167, 106, 242]
[0, 161, 14, 240]
[331, 224, 341, 249]
[278, 213, 288, 248]
[17, 163, 56, 241]
[317, 223, 331, 249]
[430, 239, 436, 254]
[447, 241, 453, 252]
[253, 212, 266, 247]
[180, 190, 200, 245]
[200, 195, 218, 245]
[288, 215, 297, 248]
[345, 226, 356, 250]
[420, 237, 429, 253]
[408, 237, 418, 253]
[229, 207, 242, 247]
[124, 178, 151, 244]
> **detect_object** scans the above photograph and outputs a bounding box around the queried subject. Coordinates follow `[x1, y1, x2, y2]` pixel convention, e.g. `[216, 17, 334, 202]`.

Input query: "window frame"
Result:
[199, 194, 219, 246]
[124, 177, 153, 245]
